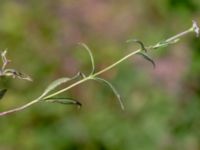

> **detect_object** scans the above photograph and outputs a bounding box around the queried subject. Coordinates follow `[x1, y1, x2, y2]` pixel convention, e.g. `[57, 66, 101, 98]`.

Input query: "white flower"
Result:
[192, 20, 199, 37]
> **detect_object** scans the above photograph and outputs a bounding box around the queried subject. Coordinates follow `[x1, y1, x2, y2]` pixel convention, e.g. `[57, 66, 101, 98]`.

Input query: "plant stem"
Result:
[0, 48, 140, 116]
[93, 49, 141, 77]
[0, 98, 39, 116]
[165, 27, 193, 43]
[0, 21, 198, 116]
[42, 49, 141, 99]
[43, 77, 90, 99]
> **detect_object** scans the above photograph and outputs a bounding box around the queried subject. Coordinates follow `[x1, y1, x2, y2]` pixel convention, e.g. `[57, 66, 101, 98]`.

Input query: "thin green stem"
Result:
[165, 27, 193, 43]
[0, 49, 141, 116]
[44, 49, 142, 99]
[43, 77, 90, 100]
[0, 98, 39, 116]
[0, 21, 198, 116]
[0, 78, 90, 117]
[93, 49, 141, 77]
[38, 49, 141, 100]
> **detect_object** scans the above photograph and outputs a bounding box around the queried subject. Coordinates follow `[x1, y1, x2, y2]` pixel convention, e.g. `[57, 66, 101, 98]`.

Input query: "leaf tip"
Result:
[138, 52, 156, 69]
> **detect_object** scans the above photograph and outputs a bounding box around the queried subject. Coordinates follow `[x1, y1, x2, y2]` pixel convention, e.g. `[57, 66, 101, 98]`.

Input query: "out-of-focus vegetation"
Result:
[0, 0, 200, 149]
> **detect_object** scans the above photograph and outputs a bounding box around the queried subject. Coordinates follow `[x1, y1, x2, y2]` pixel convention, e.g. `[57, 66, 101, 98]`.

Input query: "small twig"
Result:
[0, 50, 32, 81]
[1, 50, 10, 71]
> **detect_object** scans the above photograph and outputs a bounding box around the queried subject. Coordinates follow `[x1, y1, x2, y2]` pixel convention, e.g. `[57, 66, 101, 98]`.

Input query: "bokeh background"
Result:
[0, 0, 200, 150]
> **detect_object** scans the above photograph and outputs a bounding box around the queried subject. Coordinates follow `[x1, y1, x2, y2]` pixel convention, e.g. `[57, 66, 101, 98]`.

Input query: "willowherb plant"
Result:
[0, 21, 199, 117]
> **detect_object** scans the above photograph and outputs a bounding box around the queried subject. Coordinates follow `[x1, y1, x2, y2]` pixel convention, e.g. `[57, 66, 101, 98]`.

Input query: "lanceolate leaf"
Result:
[155, 39, 180, 48]
[79, 43, 95, 75]
[0, 89, 7, 100]
[44, 98, 82, 107]
[39, 73, 80, 99]
[138, 52, 156, 68]
[92, 77, 124, 110]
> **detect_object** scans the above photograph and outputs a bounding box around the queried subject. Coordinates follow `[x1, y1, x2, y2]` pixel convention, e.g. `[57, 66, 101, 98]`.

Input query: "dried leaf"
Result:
[3, 69, 33, 81]
[1, 50, 11, 70]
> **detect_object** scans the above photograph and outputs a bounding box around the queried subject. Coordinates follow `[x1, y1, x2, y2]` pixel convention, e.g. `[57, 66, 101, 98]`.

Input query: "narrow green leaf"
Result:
[92, 77, 124, 110]
[39, 73, 80, 99]
[0, 89, 7, 100]
[155, 39, 180, 48]
[79, 43, 95, 75]
[138, 52, 156, 68]
[166, 38, 180, 44]
[126, 39, 147, 52]
[45, 98, 82, 107]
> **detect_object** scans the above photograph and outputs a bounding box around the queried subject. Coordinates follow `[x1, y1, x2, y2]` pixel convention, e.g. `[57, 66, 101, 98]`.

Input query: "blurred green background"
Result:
[0, 0, 200, 150]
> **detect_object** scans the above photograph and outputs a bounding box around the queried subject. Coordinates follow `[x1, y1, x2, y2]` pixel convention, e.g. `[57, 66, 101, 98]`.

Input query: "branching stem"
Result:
[0, 21, 198, 117]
